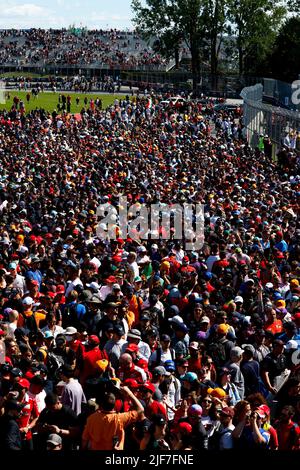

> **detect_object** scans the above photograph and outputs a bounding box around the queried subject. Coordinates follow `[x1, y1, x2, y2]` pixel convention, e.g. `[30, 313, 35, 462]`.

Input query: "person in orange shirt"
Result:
[81, 385, 144, 450]
[18, 297, 47, 331]
[264, 304, 283, 336]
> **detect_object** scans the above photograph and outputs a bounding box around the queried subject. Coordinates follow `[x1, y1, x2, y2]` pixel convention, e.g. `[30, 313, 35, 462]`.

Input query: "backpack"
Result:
[153, 347, 176, 369]
[63, 302, 83, 329]
[208, 340, 228, 367]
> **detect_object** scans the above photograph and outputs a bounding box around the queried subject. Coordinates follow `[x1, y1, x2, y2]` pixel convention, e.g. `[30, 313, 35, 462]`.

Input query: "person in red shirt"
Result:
[79, 335, 108, 385]
[259, 404, 278, 450]
[117, 353, 147, 384]
[264, 305, 283, 336]
[138, 381, 167, 419]
[274, 405, 300, 450]
[54, 285, 66, 305]
[15, 378, 39, 450]
[188, 342, 202, 373]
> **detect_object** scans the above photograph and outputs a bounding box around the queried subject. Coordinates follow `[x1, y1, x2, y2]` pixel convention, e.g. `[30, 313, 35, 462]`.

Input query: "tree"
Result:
[268, 17, 300, 82]
[228, 0, 286, 76]
[131, 0, 227, 92]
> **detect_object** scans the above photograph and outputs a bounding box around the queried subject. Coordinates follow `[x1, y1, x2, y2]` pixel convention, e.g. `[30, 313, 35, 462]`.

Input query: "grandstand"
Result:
[0, 28, 171, 71]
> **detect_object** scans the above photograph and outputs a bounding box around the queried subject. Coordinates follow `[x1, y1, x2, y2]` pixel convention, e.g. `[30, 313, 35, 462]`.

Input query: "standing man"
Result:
[82, 385, 144, 450]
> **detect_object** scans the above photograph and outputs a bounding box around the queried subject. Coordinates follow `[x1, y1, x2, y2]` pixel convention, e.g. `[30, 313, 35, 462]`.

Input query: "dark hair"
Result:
[61, 364, 74, 379]
[98, 392, 116, 411]
[45, 392, 59, 406]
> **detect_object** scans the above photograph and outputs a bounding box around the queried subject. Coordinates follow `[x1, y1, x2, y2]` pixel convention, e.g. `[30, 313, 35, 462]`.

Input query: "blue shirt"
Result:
[25, 269, 42, 289]
[275, 240, 288, 253]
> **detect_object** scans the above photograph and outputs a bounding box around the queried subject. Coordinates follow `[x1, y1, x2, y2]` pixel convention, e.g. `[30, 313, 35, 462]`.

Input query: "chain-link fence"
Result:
[241, 82, 300, 151]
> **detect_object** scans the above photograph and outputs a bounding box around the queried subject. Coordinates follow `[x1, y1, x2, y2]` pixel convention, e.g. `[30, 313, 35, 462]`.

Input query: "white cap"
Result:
[112, 283, 121, 290]
[151, 244, 158, 250]
[285, 340, 298, 351]
[23, 297, 34, 305]
[234, 296, 244, 304]
[137, 246, 147, 253]
[86, 281, 101, 291]
[200, 316, 210, 324]
[168, 315, 184, 325]
[138, 255, 150, 264]
[64, 326, 77, 335]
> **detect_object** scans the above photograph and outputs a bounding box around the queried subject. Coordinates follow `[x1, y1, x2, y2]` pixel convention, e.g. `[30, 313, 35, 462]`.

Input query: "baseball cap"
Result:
[174, 323, 189, 333]
[175, 422, 193, 434]
[189, 341, 199, 350]
[22, 297, 34, 305]
[153, 366, 171, 377]
[64, 327, 77, 335]
[164, 360, 176, 372]
[89, 335, 100, 345]
[46, 434, 62, 447]
[230, 346, 244, 358]
[11, 368, 23, 378]
[219, 367, 231, 377]
[188, 404, 202, 416]
[86, 281, 101, 291]
[140, 314, 150, 321]
[17, 378, 30, 390]
[210, 388, 227, 399]
[168, 315, 184, 325]
[123, 378, 139, 389]
[285, 340, 298, 351]
[139, 381, 155, 394]
[182, 372, 198, 383]
[8, 262, 17, 270]
[113, 325, 125, 336]
[242, 344, 255, 356]
[199, 316, 210, 324]
[44, 331, 54, 340]
[220, 407, 235, 418]
[234, 296, 244, 304]
[127, 329, 141, 340]
[217, 323, 230, 334]
[126, 343, 139, 353]
[258, 404, 270, 416]
[161, 334, 171, 342]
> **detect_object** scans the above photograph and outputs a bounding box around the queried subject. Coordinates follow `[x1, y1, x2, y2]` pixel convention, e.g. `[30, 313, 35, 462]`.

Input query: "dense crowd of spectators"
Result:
[0, 93, 299, 451]
[0, 28, 167, 69]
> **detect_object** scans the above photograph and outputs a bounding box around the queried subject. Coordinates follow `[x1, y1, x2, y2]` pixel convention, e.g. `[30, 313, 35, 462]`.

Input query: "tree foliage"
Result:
[267, 16, 300, 82]
[131, 0, 289, 85]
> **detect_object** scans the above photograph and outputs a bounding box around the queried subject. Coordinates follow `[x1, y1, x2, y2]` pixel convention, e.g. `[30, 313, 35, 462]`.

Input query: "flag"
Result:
[146, 97, 152, 109]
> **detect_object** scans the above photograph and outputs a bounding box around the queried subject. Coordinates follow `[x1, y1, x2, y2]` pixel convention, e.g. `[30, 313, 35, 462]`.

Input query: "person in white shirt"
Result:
[99, 276, 117, 301]
[28, 375, 47, 413]
[8, 262, 26, 296]
[126, 252, 139, 283]
[206, 245, 220, 272]
[7, 310, 19, 338]
[65, 266, 83, 298]
[41, 313, 64, 338]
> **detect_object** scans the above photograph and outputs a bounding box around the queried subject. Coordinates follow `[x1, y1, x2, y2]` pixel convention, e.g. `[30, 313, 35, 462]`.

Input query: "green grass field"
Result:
[0, 71, 49, 79]
[0, 91, 126, 113]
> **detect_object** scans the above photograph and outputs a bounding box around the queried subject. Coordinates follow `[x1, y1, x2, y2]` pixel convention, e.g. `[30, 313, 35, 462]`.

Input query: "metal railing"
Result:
[241, 82, 300, 149]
